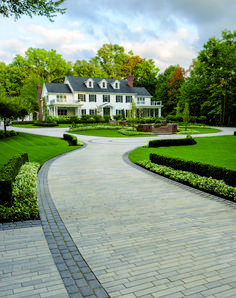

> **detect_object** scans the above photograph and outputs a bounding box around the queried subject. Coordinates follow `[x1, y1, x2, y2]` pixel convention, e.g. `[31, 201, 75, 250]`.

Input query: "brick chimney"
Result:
[37, 84, 43, 121]
[127, 73, 133, 89]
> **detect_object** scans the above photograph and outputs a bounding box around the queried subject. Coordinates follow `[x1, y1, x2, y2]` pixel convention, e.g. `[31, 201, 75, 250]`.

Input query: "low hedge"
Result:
[0, 162, 40, 222]
[33, 121, 59, 127]
[149, 136, 197, 148]
[0, 153, 29, 205]
[12, 121, 34, 125]
[0, 130, 19, 139]
[137, 160, 236, 201]
[63, 133, 79, 146]
[150, 153, 236, 187]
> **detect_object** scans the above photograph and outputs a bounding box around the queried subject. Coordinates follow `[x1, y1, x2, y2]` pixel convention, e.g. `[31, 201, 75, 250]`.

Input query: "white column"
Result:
[158, 108, 161, 118]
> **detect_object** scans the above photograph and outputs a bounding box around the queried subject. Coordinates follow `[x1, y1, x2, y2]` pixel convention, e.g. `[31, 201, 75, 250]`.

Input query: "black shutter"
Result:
[95, 95, 97, 102]
[103, 95, 105, 102]
[84, 94, 86, 102]
[108, 95, 110, 103]
[121, 96, 123, 103]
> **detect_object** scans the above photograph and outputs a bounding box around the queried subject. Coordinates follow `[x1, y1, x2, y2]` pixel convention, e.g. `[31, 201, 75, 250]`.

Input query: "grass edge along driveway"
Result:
[129, 135, 236, 171]
[0, 132, 82, 168]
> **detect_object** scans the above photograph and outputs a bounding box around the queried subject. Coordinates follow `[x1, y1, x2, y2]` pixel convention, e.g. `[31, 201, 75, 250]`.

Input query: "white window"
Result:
[116, 95, 123, 103]
[103, 95, 110, 102]
[137, 97, 145, 104]
[89, 109, 95, 116]
[126, 96, 132, 103]
[116, 109, 122, 115]
[89, 94, 96, 102]
[58, 109, 67, 116]
[78, 94, 85, 102]
[56, 95, 66, 103]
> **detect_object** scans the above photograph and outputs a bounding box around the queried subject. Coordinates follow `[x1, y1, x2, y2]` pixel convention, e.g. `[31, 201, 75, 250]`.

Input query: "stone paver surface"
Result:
[46, 128, 236, 298]
[1, 125, 236, 298]
[0, 221, 68, 298]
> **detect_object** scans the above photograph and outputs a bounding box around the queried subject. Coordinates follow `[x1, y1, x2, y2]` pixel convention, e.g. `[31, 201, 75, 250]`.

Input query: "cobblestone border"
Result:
[37, 148, 110, 298]
[123, 151, 236, 210]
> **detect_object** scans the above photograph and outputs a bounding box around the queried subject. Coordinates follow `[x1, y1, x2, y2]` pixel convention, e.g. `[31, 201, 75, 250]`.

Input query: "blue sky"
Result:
[0, 0, 235, 72]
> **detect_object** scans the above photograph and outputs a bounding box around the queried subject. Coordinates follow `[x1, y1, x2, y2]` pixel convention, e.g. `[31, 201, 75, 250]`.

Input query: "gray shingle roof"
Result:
[66, 76, 136, 94]
[133, 87, 152, 97]
[45, 83, 72, 94]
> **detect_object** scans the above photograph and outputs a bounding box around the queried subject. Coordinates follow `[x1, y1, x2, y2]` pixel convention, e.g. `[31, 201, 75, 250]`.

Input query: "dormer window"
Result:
[111, 80, 120, 89]
[85, 78, 94, 88]
[99, 79, 107, 89]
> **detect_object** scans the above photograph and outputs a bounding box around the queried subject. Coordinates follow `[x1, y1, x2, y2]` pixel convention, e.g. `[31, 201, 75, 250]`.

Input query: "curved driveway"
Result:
[4, 126, 236, 297]
[46, 127, 236, 298]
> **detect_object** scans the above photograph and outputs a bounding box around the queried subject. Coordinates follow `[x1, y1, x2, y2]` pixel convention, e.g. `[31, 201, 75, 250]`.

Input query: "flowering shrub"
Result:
[137, 160, 236, 201]
[0, 162, 40, 222]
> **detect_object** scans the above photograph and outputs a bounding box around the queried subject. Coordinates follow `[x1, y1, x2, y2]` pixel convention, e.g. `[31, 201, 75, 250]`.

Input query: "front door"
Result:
[103, 107, 110, 116]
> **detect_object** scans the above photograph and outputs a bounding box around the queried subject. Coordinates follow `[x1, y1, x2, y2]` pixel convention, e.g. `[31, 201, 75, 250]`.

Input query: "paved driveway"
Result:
[2, 125, 236, 297]
[45, 127, 236, 297]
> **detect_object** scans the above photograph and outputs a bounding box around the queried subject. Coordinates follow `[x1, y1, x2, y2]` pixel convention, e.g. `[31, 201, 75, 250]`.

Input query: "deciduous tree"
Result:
[0, 0, 66, 20]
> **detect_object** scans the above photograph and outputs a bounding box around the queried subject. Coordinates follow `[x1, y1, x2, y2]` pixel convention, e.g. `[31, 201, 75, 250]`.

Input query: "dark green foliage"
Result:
[0, 153, 28, 205]
[234, 131, 236, 136]
[104, 114, 111, 123]
[33, 121, 58, 127]
[63, 133, 77, 146]
[149, 137, 197, 148]
[150, 153, 236, 187]
[12, 120, 34, 124]
[0, 130, 17, 139]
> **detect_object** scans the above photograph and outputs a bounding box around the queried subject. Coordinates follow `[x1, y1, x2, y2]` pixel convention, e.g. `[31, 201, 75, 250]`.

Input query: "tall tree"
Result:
[0, 0, 65, 20]
[73, 59, 108, 78]
[94, 44, 131, 78]
[11, 48, 72, 83]
[133, 59, 159, 96]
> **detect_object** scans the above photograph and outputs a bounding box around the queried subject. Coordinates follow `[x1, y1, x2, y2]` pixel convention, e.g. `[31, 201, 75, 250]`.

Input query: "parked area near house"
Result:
[1, 126, 236, 298]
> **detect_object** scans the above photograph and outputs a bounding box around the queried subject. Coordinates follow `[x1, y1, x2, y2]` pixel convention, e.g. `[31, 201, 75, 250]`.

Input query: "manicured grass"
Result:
[0, 132, 81, 168]
[12, 123, 71, 128]
[129, 135, 236, 170]
[177, 127, 221, 134]
[72, 129, 155, 137]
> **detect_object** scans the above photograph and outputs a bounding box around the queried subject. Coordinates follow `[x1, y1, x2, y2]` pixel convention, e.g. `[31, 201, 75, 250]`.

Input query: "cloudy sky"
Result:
[0, 0, 235, 72]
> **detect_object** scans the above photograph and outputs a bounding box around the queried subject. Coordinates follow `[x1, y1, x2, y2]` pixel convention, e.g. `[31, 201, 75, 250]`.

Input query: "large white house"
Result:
[40, 74, 163, 119]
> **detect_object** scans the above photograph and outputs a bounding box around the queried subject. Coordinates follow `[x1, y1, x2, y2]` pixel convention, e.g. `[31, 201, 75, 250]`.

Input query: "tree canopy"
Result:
[1, 31, 236, 126]
[0, 0, 65, 20]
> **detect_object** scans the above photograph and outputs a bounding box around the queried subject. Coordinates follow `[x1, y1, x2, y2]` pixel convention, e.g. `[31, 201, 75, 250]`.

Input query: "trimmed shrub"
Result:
[0, 162, 40, 222]
[137, 160, 236, 201]
[0, 130, 19, 139]
[33, 121, 58, 127]
[149, 153, 236, 187]
[12, 121, 34, 125]
[149, 136, 197, 148]
[0, 153, 29, 205]
[63, 133, 78, 146]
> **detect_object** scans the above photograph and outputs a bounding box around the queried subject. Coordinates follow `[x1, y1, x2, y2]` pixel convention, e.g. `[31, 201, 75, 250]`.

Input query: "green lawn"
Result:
[0, 132, 81, 168]
[177, 127, 221, 134]
[72, 129, 155, 137]
[12, 123, 71, 128]
[129, 135, 236, 170]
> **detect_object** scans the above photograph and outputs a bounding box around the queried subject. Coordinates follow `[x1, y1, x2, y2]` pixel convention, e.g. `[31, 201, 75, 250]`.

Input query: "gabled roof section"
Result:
[45, 83, 72, 94]
[133, 87, 152, 97]
[65, 76, 136, 94]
